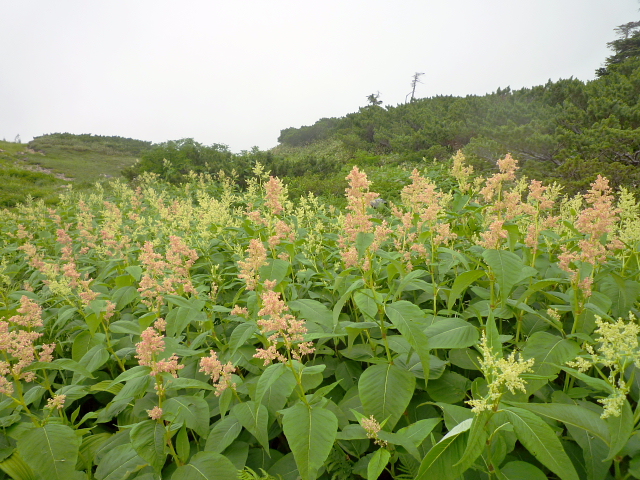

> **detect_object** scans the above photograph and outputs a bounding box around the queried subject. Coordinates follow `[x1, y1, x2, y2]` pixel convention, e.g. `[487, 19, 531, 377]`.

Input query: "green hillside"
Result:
[0, 134, 150, 207]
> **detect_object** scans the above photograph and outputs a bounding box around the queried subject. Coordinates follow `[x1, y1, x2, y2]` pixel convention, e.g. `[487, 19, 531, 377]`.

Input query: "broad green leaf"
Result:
[253, 362, 286, 406]
[436, 402, 474, 430]
[507, 401, 610, 445]
[176, 425, 190, 464]
[482, 249, 524, 303]
[231, 401, 270, 451]
[171, 451, 237, 480]
[354, 289, 379, 320]
[204, 415, 242, 454]
[565, 422, 611, 480]
[78, 344, 110, 373]
[0, 452, 37, 480]
[456, 410, 491, 468]
[228, 321, 258, 357]
[108, 365, 152, 387]
[359, 364, 415, 431]
[95, 443, 147, 480]
[385, 301, 430, 382]
[78, 432, 111, 471]
[288, 299, 333, 330]
[112, 286, 139, 310]
[522, 332, 581, 394]
[282, 403, 338, 480]
[72, 330, 102, 362]
[424, 318, 479, 349]
[259, 258, 290, 284]
[503, 407, 579, 480]
[397, 418, 441, 448]
[427, 371, 470, 403]
[166, 306, 205, 337]
[268, 452, 299, 480]
[559, 367, 614, 394]
[356, 232, 375, 257]
[17, 424, 80, 480]
[377, 429, 421, 459]
[26, 358, 95, 379]
[600, 275, 640, 319]
[606, 398, 633, 460]
[415, 428, 468, 480]
[394, 269, 428, 300]
[165, 377, 215, 391]
[163, 396, 210, 438]
[332, 279, 364, 327]
[448, 270, 486, 310]
[367, 448, 390, 480]
[498, 461, 547, 480]
[130, 420, 166, 473]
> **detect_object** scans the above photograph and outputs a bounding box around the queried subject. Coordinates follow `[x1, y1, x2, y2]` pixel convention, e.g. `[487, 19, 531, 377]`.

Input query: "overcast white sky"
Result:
[1, 1, 638, 152]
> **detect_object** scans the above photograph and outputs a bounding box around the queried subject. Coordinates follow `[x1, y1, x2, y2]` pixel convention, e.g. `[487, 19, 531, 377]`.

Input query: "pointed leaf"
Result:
[499, 461, 547, 480]
[605, 398, 633, 460]
[448, 270, 486, 310]
[95, 443, 147, 480]
[482, 250, 524, 303]
[359, 364, 415, 431]
[17, 424, 80, 480]
[253, 362, 286, 406]
[503, 407, 579, 480]
[288, 299, 333, 330]
[415, 428, 468, 480]
[130, 420, 166, 473]
[385, 301, 430, 383]
[204, 415, 242, 454]
[282, 403, 338, 480]
[367, 448, 390, 480]
[228, 322, 258, 357]
[231, 401, 270, 451]
[456, 410, 491, 468]
[506, 401, 610, 445]
[424, 318, 479, 349]
[171, 451, 237, 480]
[163, 396, 210, 438]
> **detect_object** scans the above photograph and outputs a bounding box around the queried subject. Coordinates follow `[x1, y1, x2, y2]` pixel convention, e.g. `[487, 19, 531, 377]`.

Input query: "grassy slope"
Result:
[0, 136, 144, 208]
[0, 141, 64, 207]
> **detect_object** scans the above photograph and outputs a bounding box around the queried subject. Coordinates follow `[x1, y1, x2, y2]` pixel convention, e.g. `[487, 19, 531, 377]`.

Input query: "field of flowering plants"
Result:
[2, 153, 640, 480]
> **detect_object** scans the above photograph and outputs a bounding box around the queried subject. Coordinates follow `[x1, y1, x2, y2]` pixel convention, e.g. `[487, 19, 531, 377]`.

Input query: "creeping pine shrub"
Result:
[2, 153, 640, 480]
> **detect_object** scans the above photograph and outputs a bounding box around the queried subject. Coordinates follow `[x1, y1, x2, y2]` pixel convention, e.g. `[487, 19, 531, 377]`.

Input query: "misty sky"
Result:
[1, 1, 638, 152]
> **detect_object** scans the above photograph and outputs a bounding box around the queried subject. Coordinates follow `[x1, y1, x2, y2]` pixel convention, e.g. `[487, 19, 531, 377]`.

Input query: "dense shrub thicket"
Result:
[277, 57, 640, 196]
[1, 155, 640, 479]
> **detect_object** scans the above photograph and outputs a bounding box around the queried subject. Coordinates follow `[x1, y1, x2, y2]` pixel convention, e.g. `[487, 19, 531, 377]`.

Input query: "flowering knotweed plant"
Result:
[360, 415, 388, 447]
[566, 313, 640, 418]
[138, 236, 198, 309]
[199, 350, 237, 396]
[558, 176, 621, 286]
[136, 318, 184, 379]
[479, 154, 518, 202]
[264, 175, 286, 216]
[467, 332, 534, 413]
[253, 280, 315, 365]
[238, 238, 268, 290]
[0, 296, 52, 395]
[451, 150, 474, 193]
[339, 166, 379, 269]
